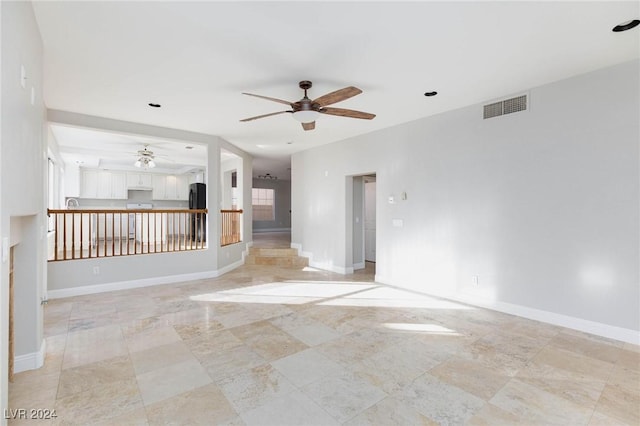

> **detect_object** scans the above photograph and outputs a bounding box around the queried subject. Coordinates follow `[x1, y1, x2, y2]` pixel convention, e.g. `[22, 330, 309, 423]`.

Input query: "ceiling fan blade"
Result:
[313, 86, 362, 106]
[302, 121, 315, 131]
[240, 111, 292, 122]
[242, 93, 294, 106]
[320, 107, 376, 120]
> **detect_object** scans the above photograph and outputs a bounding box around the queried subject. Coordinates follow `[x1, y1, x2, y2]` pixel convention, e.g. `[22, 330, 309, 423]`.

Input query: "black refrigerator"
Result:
[189, 183, 206, 242]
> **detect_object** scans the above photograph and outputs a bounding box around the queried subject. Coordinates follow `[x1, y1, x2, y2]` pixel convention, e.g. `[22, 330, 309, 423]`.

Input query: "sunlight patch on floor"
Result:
[190, 281, 379, 305]
[382, 322, 462, 336]
[318, 287, 473, 310]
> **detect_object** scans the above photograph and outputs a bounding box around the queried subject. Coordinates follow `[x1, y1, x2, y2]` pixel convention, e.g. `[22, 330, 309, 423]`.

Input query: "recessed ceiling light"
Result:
[612, 19, 640, 32]
[185, 146, 194, 150]
[424, 91, 438, 97]
[148, 103, 161, 108]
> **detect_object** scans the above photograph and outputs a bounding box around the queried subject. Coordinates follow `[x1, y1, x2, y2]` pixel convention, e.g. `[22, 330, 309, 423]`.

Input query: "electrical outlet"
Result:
[472, 276, 479, 286]
[93, 266, 100, 275]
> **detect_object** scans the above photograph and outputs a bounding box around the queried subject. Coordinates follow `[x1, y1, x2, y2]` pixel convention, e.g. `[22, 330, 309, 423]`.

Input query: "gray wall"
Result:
[1, 1, 47, 417]
[252, 178, 291, 232]
[292, 60, 639, 338]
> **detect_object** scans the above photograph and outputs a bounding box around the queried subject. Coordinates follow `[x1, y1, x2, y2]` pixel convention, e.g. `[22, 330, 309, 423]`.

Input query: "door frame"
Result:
[345, 172, 376, 273]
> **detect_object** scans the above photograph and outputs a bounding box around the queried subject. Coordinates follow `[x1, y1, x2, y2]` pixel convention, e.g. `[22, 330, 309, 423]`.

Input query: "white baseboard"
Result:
[217, 258, 244, 276]
[291, 243, 352, 274]
[14, 339, 45, 373]
[353, 262, 365, 270]
[454, 292, 640, 345]
[48, 241, 252, 299]
[376, 277, 640, 345]
[253, 228, 291, 233]
[48, 265, 245, 299]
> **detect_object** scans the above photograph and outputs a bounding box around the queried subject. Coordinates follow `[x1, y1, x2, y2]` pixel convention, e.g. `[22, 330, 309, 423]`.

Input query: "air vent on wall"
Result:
[483, 94, 527, 119]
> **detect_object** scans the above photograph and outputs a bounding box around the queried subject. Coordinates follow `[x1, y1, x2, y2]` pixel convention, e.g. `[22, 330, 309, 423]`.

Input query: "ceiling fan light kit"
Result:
[135, 145, 156, 169]
[241, 80, 376, 131]
[292, 110, 320, 123]
[134, 157, 156, 169]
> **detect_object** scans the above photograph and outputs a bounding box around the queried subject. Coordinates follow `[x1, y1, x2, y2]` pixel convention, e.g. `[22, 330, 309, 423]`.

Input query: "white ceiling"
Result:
[50, 124, 211, 174]
[33, 1, 639, 179]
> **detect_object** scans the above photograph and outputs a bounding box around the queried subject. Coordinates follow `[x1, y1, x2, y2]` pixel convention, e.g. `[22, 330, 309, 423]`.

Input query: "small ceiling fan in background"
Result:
[131, 144, 173, 169]
[240, 81, 376, 131]
[134, 145, 156, 168]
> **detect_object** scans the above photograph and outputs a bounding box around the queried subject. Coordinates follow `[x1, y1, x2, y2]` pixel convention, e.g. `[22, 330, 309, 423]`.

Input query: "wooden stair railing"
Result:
[221, 209, 243, 246]
[47, 209, 208, 261]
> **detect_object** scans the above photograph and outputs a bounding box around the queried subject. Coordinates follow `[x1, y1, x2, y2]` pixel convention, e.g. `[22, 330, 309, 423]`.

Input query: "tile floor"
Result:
[8, 235, 640, 425]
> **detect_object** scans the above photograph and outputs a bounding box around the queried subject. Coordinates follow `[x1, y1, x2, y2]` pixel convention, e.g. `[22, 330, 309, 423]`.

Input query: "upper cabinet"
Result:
[80, 169, 189, 200]
[126, 172, 152, 189]
[152, 174, 189, 200]
[176, 175, 190, 200]
[80, 170, 127, 199]
[81, 170, 99, 198]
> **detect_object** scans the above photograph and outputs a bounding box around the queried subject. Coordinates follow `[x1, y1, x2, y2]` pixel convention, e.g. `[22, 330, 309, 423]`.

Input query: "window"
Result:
[252, 188, 274, 221]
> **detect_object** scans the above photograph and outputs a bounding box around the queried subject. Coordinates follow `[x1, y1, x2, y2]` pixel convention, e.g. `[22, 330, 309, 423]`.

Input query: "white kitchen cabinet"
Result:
[189, 172, 205, 184]
[81, 170, 99, 198]
[152, 174, 190, 200]
[80, 170, 127, 199]
[176, 175, 190, 200]
[152, 174, 166, 200]
[127, 172, 152, 189]
[65, 165, 81, 198]
[97, 172, 112, 199]
[111, 172, 127, 199]
[165, 175, 177, 199]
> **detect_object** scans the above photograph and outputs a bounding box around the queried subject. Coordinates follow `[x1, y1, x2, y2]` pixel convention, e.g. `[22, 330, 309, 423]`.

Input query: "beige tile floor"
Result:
[9, 233, 640, 425]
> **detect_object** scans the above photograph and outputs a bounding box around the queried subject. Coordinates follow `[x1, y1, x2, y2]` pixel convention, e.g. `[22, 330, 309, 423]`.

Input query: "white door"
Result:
[364, 181, 376, 262]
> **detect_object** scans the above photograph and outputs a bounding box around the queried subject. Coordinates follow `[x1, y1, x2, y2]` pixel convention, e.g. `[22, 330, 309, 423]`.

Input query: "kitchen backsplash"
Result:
[69, 190, 188, 209]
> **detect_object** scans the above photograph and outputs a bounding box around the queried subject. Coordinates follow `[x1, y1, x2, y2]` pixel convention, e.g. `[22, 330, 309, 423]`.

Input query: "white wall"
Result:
[1, 1, 47, 420]
[292, 60, 639, 342]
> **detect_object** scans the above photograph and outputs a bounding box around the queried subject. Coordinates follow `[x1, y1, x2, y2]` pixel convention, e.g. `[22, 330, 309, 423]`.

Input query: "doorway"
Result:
[350, 174, 376, 273]
[364, 176, 376, 263]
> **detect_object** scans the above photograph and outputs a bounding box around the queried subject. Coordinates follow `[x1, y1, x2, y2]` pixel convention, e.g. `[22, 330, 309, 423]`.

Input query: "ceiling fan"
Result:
[134, 145, 157, 168]
[240, 81, 376, 131]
